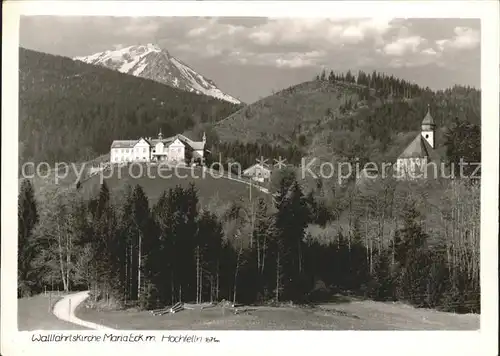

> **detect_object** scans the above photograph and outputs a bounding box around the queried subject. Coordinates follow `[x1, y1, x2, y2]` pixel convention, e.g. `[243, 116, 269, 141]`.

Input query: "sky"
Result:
[19, 16, 480, 103]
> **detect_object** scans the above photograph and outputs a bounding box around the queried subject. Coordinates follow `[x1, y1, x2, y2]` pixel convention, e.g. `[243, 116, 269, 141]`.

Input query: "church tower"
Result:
[421, 104, 435, 148]
[202, 132, 206, 144]
[158, 128, 163, 140]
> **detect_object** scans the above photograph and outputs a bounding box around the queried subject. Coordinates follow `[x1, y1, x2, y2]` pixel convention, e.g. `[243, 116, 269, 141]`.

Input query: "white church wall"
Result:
[395, 157, 430, 180]
[422, 130, 435, 148]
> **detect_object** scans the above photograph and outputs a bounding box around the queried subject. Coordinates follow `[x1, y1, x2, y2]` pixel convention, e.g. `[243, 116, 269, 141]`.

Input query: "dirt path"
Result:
[52, 291, 115, 330]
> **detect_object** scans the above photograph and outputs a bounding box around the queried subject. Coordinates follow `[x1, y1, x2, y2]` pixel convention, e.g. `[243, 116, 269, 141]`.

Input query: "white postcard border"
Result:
[2, 1, 498, 356]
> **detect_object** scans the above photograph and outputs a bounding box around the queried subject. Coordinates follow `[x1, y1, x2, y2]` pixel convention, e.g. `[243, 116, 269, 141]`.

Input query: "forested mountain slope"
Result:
[214, 71, 480, 165]
[19, 48, 242, 165]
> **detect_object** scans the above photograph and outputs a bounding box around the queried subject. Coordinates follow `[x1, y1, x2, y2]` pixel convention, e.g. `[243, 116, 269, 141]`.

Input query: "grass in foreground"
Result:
[79, 165, 266, 206]
[75, 299, 479, 331]
[18, 293, 88, 331]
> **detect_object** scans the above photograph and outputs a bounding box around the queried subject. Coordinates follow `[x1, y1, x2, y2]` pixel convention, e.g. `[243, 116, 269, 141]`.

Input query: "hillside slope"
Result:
[19, 48, 241, 165]
[78, 165, 267, 207]
[215, 80, 364, 145]
[74, 44, 241, 104]
[214, 77, 480, 164]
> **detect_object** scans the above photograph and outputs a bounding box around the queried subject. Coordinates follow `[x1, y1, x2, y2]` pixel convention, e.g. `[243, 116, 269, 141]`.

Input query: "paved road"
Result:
[201, 166, 270, 194]
[52, 291, 114, 330]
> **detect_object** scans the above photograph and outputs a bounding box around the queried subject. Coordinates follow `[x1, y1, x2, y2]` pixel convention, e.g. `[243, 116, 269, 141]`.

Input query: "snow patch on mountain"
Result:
[133, 63, 148, 76]
[74, 44, 240, 104]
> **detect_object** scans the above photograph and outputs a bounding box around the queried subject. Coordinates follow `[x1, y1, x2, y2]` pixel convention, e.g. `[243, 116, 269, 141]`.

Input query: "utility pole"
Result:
[249, 177, 253, 247]
[219, 152, 222, 175]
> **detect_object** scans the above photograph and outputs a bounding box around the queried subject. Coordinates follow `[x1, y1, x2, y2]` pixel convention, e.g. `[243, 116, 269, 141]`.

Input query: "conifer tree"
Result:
[18, 179, 39, 297]
[253, 198, 271, 292]
[130, 184, 151, 302]
[320, 69, 326, 81]
[273, 179, 310, 301]
[445, 117, 481, 178]
[196, 210, 224, 303]
[393, 202, 430, 304]
[146, 190, 173, 306]
[328, 70, 335, 82]
[87, 182, 121, 302]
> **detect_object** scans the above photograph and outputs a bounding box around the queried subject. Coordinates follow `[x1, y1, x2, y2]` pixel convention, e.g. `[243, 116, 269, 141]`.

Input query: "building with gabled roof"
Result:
[395, 105, 442, 180]
[242, 163, 272, 182]
[110, 130, 206, 165]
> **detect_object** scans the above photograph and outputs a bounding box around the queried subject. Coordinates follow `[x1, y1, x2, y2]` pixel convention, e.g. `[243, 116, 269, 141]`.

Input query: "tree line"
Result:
[316, 68, 425, 100]
[18, 169, 479, 313]
[184, 123, 305, 171]
[207, 142, 304, 173]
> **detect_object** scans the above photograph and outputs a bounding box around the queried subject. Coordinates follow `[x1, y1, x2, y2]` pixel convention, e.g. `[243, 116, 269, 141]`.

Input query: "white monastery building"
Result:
[110, 130, 206, 165]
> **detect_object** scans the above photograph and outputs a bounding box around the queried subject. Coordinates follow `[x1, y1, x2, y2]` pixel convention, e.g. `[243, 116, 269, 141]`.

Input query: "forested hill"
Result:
[214, 70, 480, 164]
[19, 48, 242, 165]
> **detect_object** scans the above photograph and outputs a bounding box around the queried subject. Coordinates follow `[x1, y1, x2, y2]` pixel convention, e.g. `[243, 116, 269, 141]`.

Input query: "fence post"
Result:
[68, 299, 72, 320]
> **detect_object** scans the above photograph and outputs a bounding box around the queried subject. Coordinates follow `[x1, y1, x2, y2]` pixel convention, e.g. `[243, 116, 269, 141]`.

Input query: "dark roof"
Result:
[177, 134, 205, 150]
[157, 134, 205, 150]
[398, 134, 441, 162]
[110, 140, 138, 149]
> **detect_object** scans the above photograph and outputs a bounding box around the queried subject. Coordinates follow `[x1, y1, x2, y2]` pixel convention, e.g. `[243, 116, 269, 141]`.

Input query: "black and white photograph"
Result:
[2, 1, 499, 356]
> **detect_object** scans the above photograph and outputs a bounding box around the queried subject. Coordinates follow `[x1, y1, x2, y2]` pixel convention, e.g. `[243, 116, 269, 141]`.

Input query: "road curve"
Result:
[52, 291, 115, 330]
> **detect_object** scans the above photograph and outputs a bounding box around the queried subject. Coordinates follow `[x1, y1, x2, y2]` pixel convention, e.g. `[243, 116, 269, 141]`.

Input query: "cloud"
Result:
[122, 18, 161, 36]
[421, 47, 438, 56]
[383, 35, 426, 56]
[185, 19, 246, 40]
[275, 50, 327, 68]
[208, 24, 245, 39]
[436, 26, 480, 51]
[187, 27, 208, 37]
[386, 43, 446, 69]
[19, 17, 480, 102]
[275, 57, 314, 69]
[224, 50, 327, 69]
[215, 17, 268, 28]
[246, 18, 394, 48]
[351, 18, 394, 43]
[248, 30, 274, 46]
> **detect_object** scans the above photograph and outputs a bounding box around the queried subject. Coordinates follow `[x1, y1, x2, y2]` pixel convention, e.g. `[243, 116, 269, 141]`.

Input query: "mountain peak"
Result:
[145, 43, 161, 50]
[74, 44, 240, 104]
